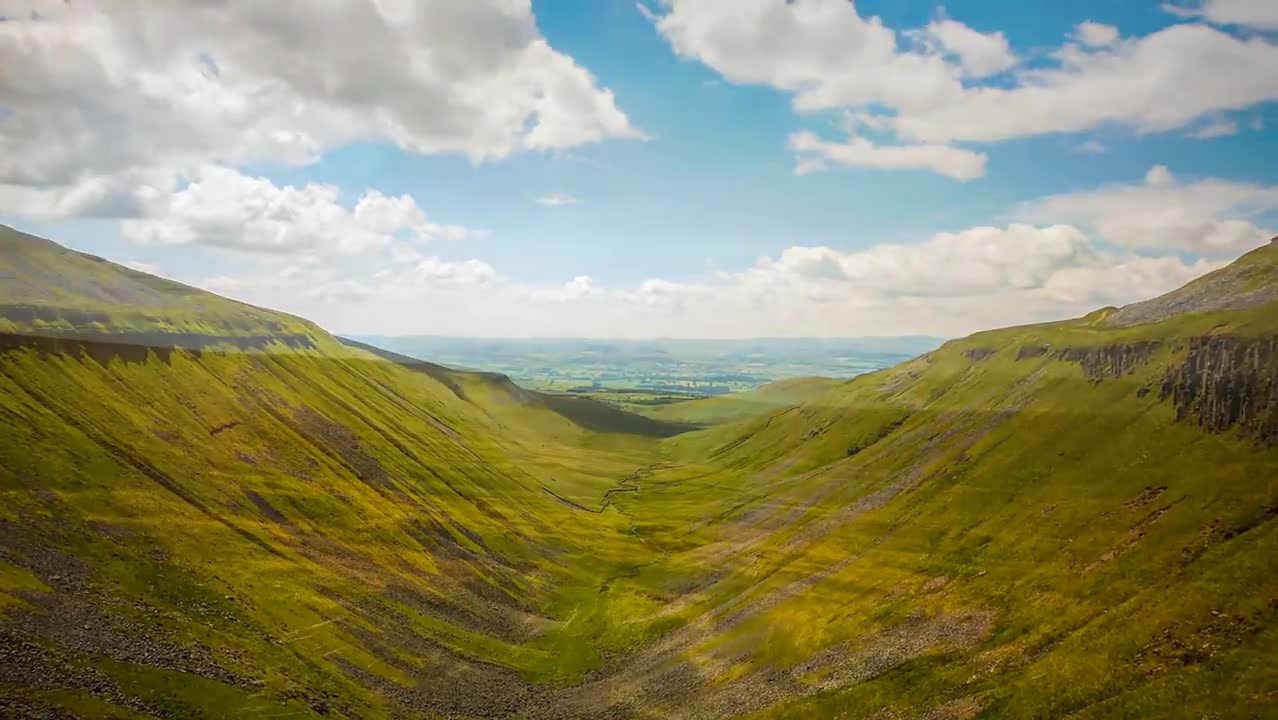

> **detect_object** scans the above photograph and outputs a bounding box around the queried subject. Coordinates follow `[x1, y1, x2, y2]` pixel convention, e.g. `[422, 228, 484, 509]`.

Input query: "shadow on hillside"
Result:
[1, 332, 697, 439]
[534, 392, 699, 438]
[339, 335, 698, 438]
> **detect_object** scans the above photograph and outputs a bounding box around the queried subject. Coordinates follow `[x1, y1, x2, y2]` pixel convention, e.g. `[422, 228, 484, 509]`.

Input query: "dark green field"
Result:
[2, 224, 1277, 719]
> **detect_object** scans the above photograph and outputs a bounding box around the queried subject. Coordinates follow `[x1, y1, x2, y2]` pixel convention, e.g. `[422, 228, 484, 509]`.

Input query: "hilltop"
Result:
[0, 225, 325, 351]
[1103, 237, 1278, 327]
[1, 228, 1277, 719]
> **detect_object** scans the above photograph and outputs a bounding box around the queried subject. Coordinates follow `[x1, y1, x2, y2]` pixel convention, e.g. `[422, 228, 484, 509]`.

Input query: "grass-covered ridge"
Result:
[0, 225, 325, 349]
[1, 229, 1277, 719]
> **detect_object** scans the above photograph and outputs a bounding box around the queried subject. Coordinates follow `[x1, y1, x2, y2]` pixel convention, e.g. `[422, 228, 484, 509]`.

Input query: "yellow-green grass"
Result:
[627, 377, 844, 426]
[0, 335, 672, 716]
[1, 231, 1277, 718]
[0, 225, 327, 346]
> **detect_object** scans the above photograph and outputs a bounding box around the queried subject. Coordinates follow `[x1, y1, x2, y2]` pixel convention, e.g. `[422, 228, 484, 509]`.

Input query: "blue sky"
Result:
[2, 0, 1277, 337]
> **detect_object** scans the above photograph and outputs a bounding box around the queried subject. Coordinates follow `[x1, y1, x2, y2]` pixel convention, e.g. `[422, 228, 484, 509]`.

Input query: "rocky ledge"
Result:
[1055, 341, 1161, 380]
[1160, 335, 1278, 445]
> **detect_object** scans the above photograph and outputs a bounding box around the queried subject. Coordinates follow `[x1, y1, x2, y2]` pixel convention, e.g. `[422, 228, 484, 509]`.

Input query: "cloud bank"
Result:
[0, 0, 642, 214]
[650, 0, 1278, 178]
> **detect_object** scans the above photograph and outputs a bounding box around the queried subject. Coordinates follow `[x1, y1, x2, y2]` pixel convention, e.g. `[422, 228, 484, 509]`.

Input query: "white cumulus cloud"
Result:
[790, 131, 988, 181]
[163, 215, 1237, 338]
[652, 0, 960, 115]
[914, 18, 1018, 78]
[118, 166, 481, 256]
[0, 0, 641, 218]
[1075, 21, 1120, 48]
[1015, 165, 1278, 253]
[889, 23, 1278, 144]
[649, 0, 1278, 168]
[1163, 0, 1278, 29]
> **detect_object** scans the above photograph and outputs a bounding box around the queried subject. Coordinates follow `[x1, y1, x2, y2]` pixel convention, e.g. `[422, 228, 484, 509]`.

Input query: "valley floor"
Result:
[3, 321, 1276, 720]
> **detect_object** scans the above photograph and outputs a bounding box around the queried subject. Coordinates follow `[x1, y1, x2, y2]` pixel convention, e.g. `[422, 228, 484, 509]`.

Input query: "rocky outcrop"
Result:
[1105, 240, 1278, 327]
[963, 348, 996, 361]
[1056, 341, 1161, 380]
[1016, 344, 1050, 360]
[1160, 335, 1278, 444]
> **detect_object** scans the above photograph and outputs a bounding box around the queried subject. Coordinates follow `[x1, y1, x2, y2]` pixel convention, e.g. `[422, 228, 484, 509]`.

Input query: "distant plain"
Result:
[349, 336, 944, 394]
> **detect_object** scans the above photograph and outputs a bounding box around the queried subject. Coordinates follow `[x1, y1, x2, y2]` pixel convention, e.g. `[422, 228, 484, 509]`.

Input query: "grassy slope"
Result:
[338, 335, 698, 439]
[630, 377, 844, 426]
[0, 225, 324, 347]
[0, 227, 678, 718]
[0, 342, 681, 717]
[597, 241, 1278, 719]
[1, 229, 1277, 719]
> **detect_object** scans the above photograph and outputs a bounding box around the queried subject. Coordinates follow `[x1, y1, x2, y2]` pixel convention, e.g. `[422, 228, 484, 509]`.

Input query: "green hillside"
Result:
[631, 376, 844, 426]
[2, 228, 1277, 719]
[633, 239, 1278, 719]
[338, 336, 698, 438]
[0, 225, 326, 351]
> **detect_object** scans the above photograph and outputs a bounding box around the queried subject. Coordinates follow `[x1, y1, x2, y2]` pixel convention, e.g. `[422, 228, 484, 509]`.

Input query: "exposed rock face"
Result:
[963, 348, 996, 361]
[1016, 344, 1050, 360]
[1160, 335, 1278, 444]
[1105, 241, 1278, 328]
[1056, 341, 1161, 380]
